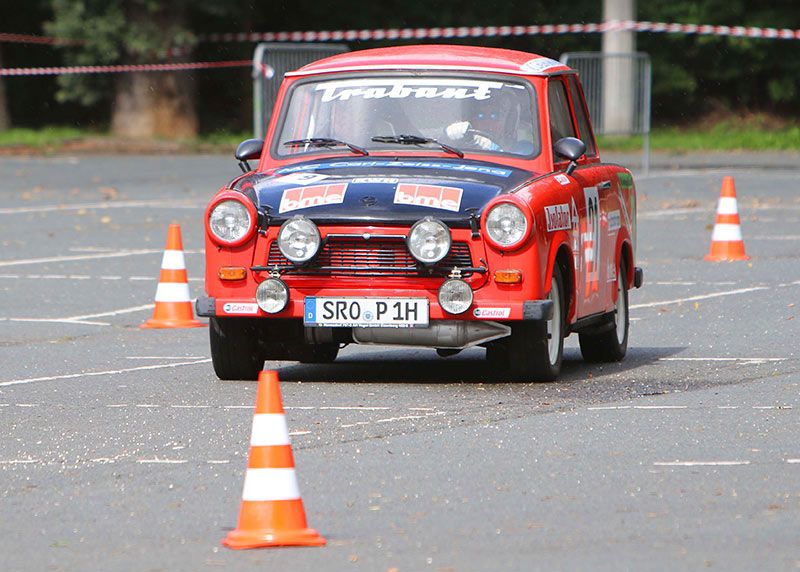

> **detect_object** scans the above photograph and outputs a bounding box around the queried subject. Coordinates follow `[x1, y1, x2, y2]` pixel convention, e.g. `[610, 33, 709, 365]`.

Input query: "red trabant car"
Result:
[197, 45, 643, 381]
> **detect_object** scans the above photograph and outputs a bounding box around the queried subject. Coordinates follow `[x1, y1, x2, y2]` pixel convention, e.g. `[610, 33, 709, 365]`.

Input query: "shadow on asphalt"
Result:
[270, 345, 687, 384]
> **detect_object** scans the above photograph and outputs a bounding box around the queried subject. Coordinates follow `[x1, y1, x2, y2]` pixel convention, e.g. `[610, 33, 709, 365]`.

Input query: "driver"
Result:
[445, 90, 521, 152]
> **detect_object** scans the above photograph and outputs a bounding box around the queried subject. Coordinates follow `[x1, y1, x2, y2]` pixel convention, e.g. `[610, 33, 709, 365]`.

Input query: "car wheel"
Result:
[209, 317, 264, 380]
[506, 265, 565, 382]
[579, 262, 629, 363]
[298, 343, 340, 364]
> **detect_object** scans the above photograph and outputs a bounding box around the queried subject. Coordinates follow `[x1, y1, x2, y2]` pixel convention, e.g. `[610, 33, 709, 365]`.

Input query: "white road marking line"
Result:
[170, 405, 211, 409]
[223, 405, 251, 409]
[588, 405, 631, 410]
[0, 199, 202, 215]
[632, 405, 687, 410]
[653, 461, 751, 467]
[0, 359, 211, 387]
[717, 406, 739, 409]
[660, 357, 785, 361]
[106, 404, 128, 408]
[0, 459, 39, 465]
[99, 275, 122, 280]
[207, 460, 230, 464]
[7, 303, 156, 327]
[787, 459, 800, 464]
[631, 286, 769, 310]
[9, 318, 111, 326]
[0, 249, 160, 268]
[749, 235, 800, 240]
[752, 405, 792, 410]
[340, 421, 371, 428]
[126, 356, 206, 360]
[137, 458, 188, 464]
[289, 431, 312, 436]
[651, 281, 697, 286]
[319, 406, 392, 411]
[135, 404, 160, 408]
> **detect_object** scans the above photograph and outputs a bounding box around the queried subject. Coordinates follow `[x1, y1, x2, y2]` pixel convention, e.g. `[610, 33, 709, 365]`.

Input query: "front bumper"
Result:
[196, 295, 552, 322]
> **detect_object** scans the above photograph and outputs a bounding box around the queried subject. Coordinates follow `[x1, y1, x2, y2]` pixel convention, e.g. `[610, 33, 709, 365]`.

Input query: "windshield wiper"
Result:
[371, 134, 464, 158]
[282, 137, 369, 156]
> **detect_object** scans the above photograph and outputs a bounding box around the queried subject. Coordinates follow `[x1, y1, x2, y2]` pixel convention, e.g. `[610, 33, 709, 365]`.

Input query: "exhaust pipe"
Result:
[351, 320, 510, 349]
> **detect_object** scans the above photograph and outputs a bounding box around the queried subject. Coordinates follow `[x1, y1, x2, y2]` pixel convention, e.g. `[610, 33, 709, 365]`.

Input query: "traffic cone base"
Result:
[705, 176, 749, 262]
[141, 223, 206, 328]
[222, 371, 325, 550]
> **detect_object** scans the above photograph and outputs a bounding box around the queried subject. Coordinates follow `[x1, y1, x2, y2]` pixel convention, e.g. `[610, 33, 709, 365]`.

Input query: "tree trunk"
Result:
[0, 47, 10, 130]
[112, 71, 197, 138]
[110, 3, 197, 138]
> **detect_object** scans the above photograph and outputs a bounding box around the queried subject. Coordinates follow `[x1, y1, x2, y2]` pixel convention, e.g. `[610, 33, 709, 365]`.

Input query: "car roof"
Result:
[286, 44, 572, 77]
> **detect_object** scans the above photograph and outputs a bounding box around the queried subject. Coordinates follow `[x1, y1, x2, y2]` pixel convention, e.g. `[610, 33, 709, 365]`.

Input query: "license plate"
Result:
[304, 297, 429, 328]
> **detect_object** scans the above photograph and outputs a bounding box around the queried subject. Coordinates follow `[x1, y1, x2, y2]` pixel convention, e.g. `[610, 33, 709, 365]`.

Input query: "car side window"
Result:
[568, 76, 597, 157]
[547, 79, 577, 160]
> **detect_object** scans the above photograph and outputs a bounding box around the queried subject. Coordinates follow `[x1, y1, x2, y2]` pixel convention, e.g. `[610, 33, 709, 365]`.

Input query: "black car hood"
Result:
[233, 157, 534, 226]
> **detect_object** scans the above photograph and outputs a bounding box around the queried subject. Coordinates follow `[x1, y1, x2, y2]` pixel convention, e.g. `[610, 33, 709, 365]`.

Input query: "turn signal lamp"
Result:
[495, 269, 522, 284]
[218, 266, 247, 280]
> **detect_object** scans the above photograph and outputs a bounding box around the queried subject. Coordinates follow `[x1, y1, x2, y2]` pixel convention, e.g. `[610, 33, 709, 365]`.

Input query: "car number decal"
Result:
[582, 187, 600, 297]
[278, 172, 330, 185]
[279, 183, 348, 213]
[545, 203, 572, 232]
[393, 183, 463, 212]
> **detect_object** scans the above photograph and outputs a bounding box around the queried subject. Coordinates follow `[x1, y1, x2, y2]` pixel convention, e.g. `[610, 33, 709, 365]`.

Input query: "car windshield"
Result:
[275, 75, 540, 158]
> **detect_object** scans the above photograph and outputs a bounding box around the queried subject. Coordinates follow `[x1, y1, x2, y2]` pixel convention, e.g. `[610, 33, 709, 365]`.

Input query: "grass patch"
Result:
[0, 126, 90, 147]
[599, 118, 800, 152]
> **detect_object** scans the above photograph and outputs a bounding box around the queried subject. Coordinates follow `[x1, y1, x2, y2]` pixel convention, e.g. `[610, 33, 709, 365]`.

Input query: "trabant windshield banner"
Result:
[316, 78, 505, 102]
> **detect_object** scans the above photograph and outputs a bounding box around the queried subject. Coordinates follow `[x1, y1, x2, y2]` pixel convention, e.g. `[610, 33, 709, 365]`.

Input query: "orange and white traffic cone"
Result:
[141, 223, 205, 328]
[705, 176, 750, 261]
[222, 370, 326, 549]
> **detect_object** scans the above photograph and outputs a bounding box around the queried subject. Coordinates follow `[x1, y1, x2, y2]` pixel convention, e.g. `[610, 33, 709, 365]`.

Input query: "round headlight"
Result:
[278, 216, 321, 263]
[485, 203, 528, 248]
[256, 279, 289, 314]
[209, 199, 253, 244]
[438, 279, 473, 315]
[407, 217, 451, 264]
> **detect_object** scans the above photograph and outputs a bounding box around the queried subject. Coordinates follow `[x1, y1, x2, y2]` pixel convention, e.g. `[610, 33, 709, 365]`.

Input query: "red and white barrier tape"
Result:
[0, 32, 83, 46]
[0, 59, 254, 77]
[202, 20, 800, 42]
[4, 21, 800, 48]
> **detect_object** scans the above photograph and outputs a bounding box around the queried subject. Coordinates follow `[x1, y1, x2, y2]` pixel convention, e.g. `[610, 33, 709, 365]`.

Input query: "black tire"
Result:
[298, 343, 340, 364]
[579, 262, 629, 363]
[209, 317, 264, 380]
[502, 265, 566, 382]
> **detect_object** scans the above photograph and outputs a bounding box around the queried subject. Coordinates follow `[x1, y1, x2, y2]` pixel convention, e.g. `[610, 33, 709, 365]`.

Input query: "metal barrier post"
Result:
[252, 42, 348, 139]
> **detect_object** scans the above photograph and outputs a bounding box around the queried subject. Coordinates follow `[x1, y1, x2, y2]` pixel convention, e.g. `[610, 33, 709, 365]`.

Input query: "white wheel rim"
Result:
[547, 282, 561, 365]
[615, 269, 627, 345]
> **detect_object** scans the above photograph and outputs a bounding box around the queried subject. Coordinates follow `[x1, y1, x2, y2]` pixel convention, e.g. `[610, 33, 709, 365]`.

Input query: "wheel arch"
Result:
[545, 237, 576, 323]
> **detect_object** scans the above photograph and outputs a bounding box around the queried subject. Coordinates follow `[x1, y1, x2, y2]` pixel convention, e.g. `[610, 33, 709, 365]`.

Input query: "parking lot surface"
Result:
[1, 154, 798, 571]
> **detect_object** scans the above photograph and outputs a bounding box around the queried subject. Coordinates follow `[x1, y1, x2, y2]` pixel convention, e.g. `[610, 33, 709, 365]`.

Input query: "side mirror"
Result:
[554, 137, 586, 176]
[235, 138, 264, 172]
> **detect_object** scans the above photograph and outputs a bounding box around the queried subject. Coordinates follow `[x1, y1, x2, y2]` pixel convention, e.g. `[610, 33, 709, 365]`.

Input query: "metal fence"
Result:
[560, 51, 652, 173]
[253, 42, 349, 139]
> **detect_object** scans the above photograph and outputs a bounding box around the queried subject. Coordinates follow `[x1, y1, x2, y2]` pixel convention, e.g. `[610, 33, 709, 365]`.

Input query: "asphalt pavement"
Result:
[0, 153, 798, 571]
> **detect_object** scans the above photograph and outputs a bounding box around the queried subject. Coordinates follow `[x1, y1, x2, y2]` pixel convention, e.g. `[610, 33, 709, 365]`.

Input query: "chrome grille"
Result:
[267, 236, 473, 277]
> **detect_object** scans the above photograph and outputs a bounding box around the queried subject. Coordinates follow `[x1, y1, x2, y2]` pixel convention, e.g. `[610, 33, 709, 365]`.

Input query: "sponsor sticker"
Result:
[351, 177, 399, 184]
[520, 57, 563, 74]
[316, 78, 504, 102]
[393, 183, 463, 212]
[278, 172, 330, 185]
[473, 307, 511, 319]
[275, 160, 513, 178]
[554, 173, 570, 186]
[223, 302, 259, 315]
[279, 183, 348, 213]
[608, 210, 621, 233]
[545, 203, 572, 232]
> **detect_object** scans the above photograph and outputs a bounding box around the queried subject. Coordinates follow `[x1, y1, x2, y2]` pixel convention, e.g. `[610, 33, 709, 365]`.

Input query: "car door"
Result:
[547, 75, 607, 318]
